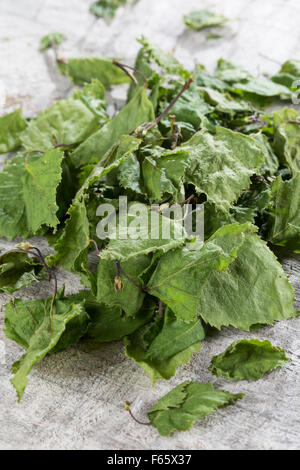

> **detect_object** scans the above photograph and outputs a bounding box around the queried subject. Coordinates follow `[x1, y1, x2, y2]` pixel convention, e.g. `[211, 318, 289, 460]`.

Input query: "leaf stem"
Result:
[143, 77, 194, 133]
[112, 60, 149, 87]
[115, 260, 147, 291]
[169, 114, 181, 150]
[124, 401, 150, 426]
[89, 239, 100, 254]
[24, 149, 45, 164]
[158, 300, 165, 318]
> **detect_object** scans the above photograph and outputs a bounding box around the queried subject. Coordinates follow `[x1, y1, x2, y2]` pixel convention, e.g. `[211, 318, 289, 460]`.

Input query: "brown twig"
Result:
[142, 77, 194, 134]
[169, 114, 181, 150]
[112, 60, 149, 87]
[158, 300, 165, 318]
[48, 272, 58, 331]
[115, 260, 147, 291]
[124, 401, 150, 426]
[54, 143, 72, 150]
[179, 193, 195, 207]
[24, 149, 45, 164]
[89, 239, 100, 254]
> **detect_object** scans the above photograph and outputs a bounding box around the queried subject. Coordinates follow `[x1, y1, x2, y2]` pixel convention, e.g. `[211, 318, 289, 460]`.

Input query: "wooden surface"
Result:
[0, 0, 299, 450]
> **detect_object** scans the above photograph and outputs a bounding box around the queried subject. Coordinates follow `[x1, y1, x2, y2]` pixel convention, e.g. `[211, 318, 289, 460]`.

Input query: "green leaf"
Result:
[141, 148, 187, 202]
[124, 310, 204, 383]
[182, 127, 264, 212]
[5, 297, 89, 401]
[271, 60, 300, 88]
[86, 297, 155, 342]
[0, 109, 27, 154]
[40, 32, 66, 51]
[137, 36, 187, 77]
[51, 135, 141, 273]
[272, 108, 300, 173]
[148, 223, 251, 322]
[50, 198, 90, 272]
[279, 59, 300, 76]
[0, 149, 64, 239]
[21, 98, 99, 151]
[215, 59, 252, 83]
[209, 339, 289, 381]
[0, 153, 29, 239]
[267, 173, 300, 252]
[23, 148, 64, 232]
[148, 381, 244, 436]
[232, 79, 291, 99]
[161, 86, 213, 131]
[0, 251, 45, 294]
[58, 57, 130, 87]
[149, 223, 296, 328]
[70, 87, 154, 168]
[204, 179, 272, 237]
[184, 10, 228, 30]
[73, 79, 108, 119]
[100, 208, 186, 262]
[194, 64, 227, 91]
[117, 152, 143, 194]
[197, 227, 296, 330]
[200, 87, 251, 116]
[96, 255, 150, 316]
[90, 0, 137, 19]
[251, 133, 279, 175]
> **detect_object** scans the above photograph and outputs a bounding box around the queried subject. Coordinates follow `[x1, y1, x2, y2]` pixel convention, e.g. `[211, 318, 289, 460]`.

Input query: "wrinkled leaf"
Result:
[273, 108, 300, 173]
[70, 87, 154, 168]
[184, 10, 228, 31]
[58, 57, 130, 87]
[124, 310, 204, 383]
[40, 32, 66, 51]
[90, 0, 137, 19]
[21, 98, 99, 150]
[0, 251, 45, 294]
[5, 297, 89, 401]
[23, 148, 64, 232]
[96, 255, 149, 316]
[182, 127, 264, 212]
[148, 381, 243, 436]
[209, 339, 289, 381]
[148, 223, 251, 322]
[0, 109, 27, 154]
[267, 173, 300, 252]
[87, 298, 155, 342]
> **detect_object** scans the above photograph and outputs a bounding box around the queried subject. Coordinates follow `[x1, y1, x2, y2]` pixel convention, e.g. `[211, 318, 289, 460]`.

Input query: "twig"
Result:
[169, 114, 181, 150]
[115, 260, 147, 291]
[158, 300, 165, 318]
[54, 143, 72, 150]
[179, 193, 195, 207]
[24, 149, 45, 164]
[124, 402, 150, 426]
[49, 272, 58, 331]
[89, 239, 100, 254]
[142, 77, 194, 133]
[112, 60, 149, 87]
[30, 246, 52, 280]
